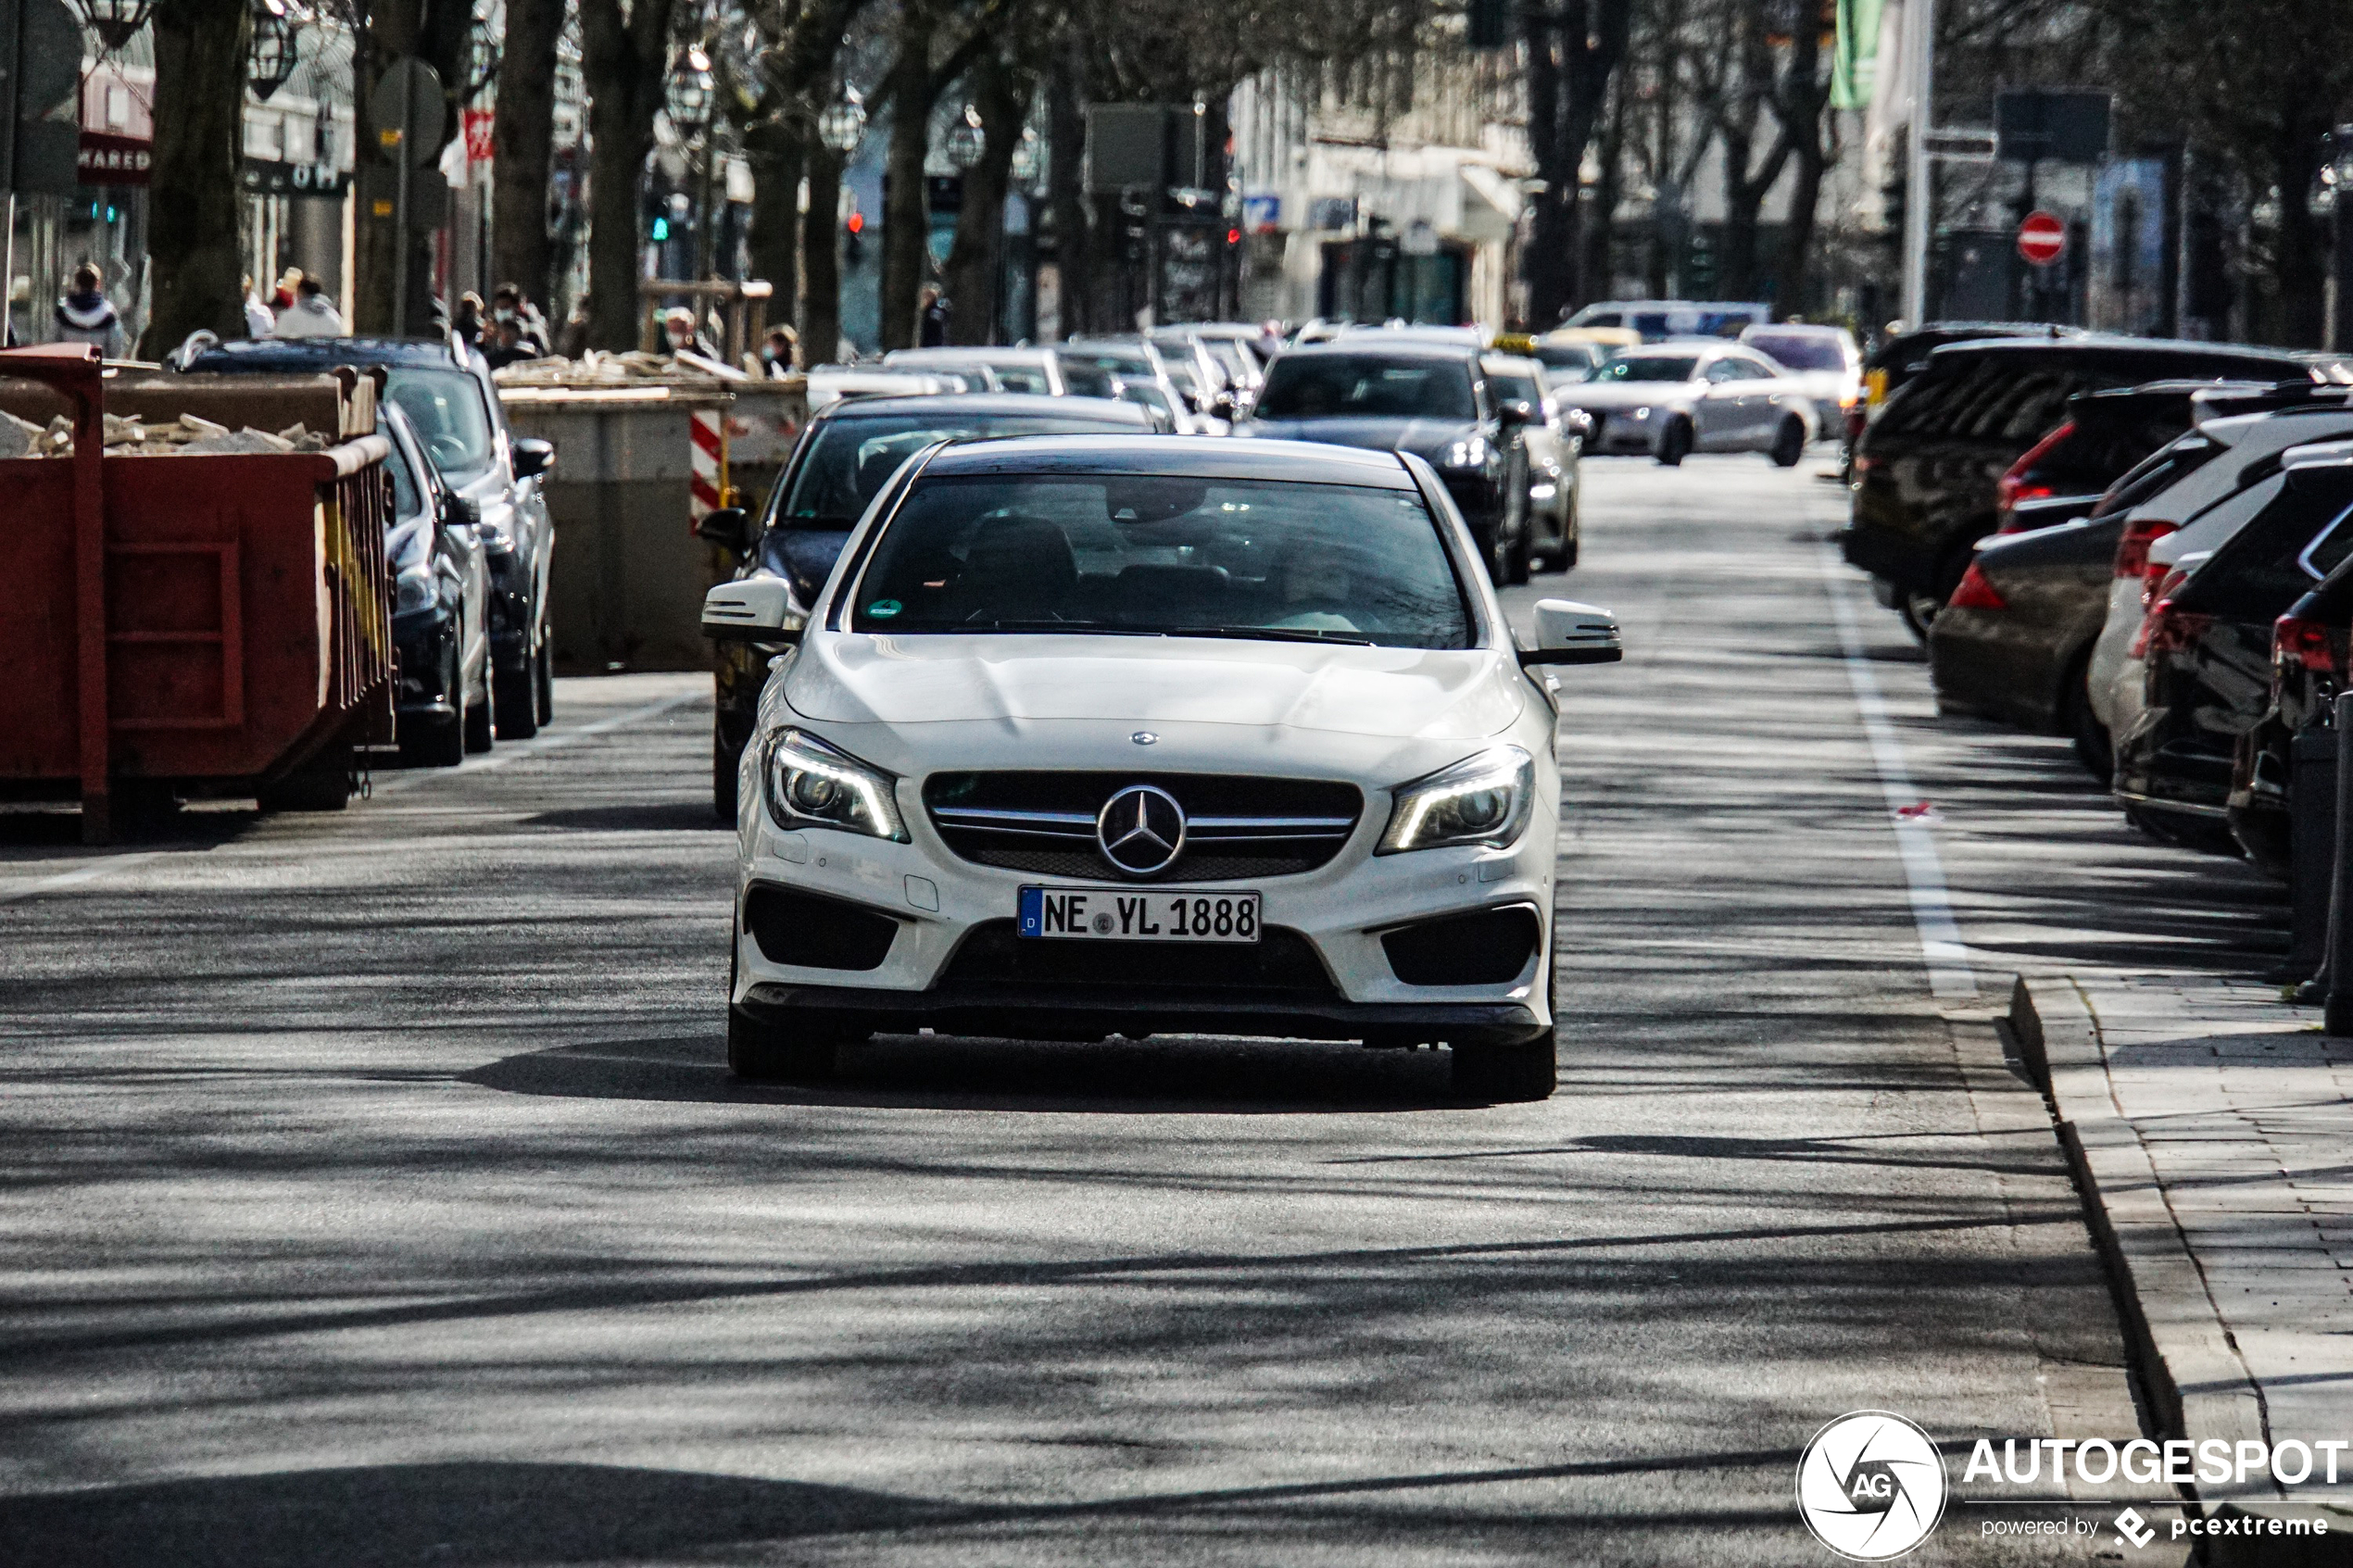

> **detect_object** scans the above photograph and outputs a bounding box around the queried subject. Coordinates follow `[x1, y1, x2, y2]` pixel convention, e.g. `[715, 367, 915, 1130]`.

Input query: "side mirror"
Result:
[1519, 598, 1622, 666]
[695, 505, 754, 555]
[442, 494, 482, 530]
[702, 577, 807, 643]
[1497, 398, 1536, 428]
[1211, 390, 1238, 420]
[510, 437, 556, 480]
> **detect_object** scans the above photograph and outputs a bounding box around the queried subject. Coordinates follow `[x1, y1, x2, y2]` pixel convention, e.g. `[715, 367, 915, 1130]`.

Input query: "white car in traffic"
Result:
[1553, 340, 1817, 466]
[702, 435, 1622, 1101]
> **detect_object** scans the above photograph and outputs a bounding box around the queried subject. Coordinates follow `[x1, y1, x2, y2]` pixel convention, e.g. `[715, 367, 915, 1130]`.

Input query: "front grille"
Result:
[923, 771, 1362, 882]
[939, 920, 1339, 999]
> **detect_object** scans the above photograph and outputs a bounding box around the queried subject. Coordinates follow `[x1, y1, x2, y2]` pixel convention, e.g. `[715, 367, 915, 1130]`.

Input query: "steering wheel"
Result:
[426, 435, 468, 470]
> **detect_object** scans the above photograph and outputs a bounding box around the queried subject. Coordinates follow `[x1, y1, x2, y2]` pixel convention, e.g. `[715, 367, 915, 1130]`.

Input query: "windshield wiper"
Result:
[1145, 625, 1377, 646]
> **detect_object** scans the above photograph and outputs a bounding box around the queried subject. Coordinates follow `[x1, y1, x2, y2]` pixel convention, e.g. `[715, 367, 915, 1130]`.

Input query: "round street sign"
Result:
[2018, 210, 2067, 267]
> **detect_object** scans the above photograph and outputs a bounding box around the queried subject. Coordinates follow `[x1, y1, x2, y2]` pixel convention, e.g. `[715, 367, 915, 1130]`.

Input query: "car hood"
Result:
[1554, 383, 1695, 409]
[782, 633, 1527, 744]
[1235, 416, 1474, 459]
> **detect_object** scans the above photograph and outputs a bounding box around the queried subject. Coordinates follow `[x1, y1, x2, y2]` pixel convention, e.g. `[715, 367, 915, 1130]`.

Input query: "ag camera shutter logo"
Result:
[1795, 1411, 1947, 1560]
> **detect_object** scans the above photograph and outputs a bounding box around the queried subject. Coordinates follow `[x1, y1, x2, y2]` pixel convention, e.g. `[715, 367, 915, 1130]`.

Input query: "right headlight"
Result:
[762, 728, 909, 841]
[1378, 746, 1535, 854]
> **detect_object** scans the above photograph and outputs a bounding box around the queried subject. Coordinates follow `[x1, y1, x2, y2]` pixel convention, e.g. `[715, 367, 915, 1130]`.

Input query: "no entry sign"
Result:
[2018, 210, 2067, 267]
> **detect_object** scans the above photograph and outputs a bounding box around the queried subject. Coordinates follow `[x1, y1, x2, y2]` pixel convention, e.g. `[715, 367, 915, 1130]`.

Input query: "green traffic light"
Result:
[651, 217, 670, 242]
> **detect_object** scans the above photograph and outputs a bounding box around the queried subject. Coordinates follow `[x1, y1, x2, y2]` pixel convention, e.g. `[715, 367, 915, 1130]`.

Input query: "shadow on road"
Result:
[522, 801, 728, 834]
[459, 1031, 1469, 1114]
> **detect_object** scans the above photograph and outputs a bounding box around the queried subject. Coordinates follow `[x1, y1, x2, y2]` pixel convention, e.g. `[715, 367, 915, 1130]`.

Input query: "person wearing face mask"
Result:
[492, 282, 550, 355]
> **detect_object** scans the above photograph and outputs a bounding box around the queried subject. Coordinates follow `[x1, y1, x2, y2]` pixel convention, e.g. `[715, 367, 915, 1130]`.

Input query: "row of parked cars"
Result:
[1835, 324, 2353, 918]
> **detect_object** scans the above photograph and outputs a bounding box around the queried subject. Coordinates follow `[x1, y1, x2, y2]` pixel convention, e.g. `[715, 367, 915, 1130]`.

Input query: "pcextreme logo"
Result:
[1795, 1411, 1949, 1561]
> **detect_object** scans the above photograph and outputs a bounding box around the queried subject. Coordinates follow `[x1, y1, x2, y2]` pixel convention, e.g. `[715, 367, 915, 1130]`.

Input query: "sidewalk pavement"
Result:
[2011, 971, 2353, 1558]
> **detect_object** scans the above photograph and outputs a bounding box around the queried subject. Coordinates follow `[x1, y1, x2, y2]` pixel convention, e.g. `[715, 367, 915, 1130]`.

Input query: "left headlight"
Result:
[393, 562, 436, 616]
[1440, 435, 1491, 470]
[1378, 746, 1534, 854]
[762, 728, 909, 841]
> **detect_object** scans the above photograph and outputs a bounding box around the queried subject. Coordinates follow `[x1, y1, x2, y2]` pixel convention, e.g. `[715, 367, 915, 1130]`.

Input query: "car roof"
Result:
[1927, 335, 2349, 373]
[915, 433, 1418, 487]
[813, 392, 1151, 424]
[887, 347, 1051, 363]
[187, 336, 477, 371]
[1275, 340, 1479, 363]
[1743, 322, 1850, 337]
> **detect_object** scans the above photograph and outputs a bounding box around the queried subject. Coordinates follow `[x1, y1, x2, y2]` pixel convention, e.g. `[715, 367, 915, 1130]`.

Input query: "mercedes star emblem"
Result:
[1131, 731, 1159, 746]
[1096, 784, 1187, 876]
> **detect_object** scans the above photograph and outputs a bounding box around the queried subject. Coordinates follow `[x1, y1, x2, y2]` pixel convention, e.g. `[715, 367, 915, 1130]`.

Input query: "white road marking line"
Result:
[0, 851, 162, 908]
[1818, 546, 1979, 999]
[371, 688, 706, 794]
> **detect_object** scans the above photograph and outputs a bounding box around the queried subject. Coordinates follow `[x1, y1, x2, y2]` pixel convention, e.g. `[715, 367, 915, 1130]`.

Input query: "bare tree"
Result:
[492, 0, 568, 308]
[1523, 0, 1635, 323]
[144, 0, 253, 352]
[874, 0, 1001, 350]
[940, 49, 1033, 344]
[579, 0, 689, 348]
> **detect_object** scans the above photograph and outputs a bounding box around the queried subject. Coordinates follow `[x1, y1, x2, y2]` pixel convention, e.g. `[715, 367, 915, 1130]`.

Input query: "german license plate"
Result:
[1017, 885, 1261, 943]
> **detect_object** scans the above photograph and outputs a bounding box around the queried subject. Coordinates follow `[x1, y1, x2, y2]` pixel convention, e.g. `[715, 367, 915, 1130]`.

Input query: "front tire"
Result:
[495, 646, 540, 741]
[1655, 417, 1692, 467]
[713, 733, 742, 822]
[462, 670, 496, 754]
[535, 632, 554, 723]
[1504, 525, 1531, 585]
[1452, 1036, 1557, 1102]
[1769, 415, 1806, 468]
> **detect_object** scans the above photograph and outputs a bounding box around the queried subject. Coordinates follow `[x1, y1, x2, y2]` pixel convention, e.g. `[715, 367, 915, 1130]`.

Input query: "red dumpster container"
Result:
[0, 344, 396, 842]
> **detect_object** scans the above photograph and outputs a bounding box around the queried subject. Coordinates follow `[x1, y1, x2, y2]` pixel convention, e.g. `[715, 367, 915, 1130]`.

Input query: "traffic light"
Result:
[650, 215, 670, 243]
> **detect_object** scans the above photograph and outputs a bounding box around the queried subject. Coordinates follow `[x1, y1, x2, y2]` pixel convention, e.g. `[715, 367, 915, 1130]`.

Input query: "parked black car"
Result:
[186, 336, 559, 738]
[1235, 342, 1535, 583]
[699, 393, 1156, 818]
[2113, 447, 2353, 851]
[380, 404, 496, 766]
[1928, 390, 2251, 769]
[2230, 550, 2353, 875]
[1840, 338, 2349, 639]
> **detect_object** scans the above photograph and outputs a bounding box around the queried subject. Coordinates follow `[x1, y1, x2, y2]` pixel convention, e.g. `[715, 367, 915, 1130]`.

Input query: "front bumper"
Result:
[1572, 407, 1663, 455]
[730, 784, 1558, 1046]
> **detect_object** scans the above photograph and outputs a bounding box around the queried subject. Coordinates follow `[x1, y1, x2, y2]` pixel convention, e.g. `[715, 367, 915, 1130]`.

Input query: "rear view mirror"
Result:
[695, 505, 754, 555]
[1520, 599, 1622, 666]
[702, 577, 807, 643]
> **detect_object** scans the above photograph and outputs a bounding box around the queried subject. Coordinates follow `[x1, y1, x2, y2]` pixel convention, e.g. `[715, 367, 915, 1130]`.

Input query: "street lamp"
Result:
[248, 0, 298, 101]
[945, 104, 985, 171]
[816, 88, 865, 156]
[77, 0, 153, 50]
[666, 45, 714, 142]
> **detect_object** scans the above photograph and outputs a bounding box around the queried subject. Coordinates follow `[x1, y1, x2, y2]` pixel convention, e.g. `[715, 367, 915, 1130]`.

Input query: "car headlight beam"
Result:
[1378, 746, 1535, 854]
[762, 728, 909, 841]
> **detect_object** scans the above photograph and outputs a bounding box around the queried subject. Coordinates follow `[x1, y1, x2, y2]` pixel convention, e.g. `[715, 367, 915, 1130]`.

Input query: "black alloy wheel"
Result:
[462, 652, 496, 755]
[1769, 415, 1806, 468]
[1655, 417, 1692, 467]
[495, 646, 540, 741]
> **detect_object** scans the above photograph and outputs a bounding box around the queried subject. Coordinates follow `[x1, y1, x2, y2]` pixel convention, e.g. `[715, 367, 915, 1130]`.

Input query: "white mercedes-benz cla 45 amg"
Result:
[701, 435, 1621, 1101]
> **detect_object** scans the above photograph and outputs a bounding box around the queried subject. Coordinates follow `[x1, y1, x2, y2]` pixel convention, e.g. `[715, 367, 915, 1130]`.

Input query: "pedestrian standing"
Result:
[272, 275, 346, 337]
[919, 285, 950, 347]
[760, 325, 798, 377]
[271, 268, 302, 313]
[55, 264, 122, 357]
[452, 291, 486, 347]
[481, 317, 540, 370]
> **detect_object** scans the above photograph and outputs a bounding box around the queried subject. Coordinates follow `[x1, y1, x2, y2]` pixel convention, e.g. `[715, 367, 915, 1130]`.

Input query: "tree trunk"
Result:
[1768, 5, 1828, 317]
[1718, 132, 1764, 300]
[143, 0, 251, 355]
[1522, 0, 1633, 325]
[2271, 122, 2331, 346]
[803, 145, 844, 364]
[491, 0, 564, 307]
[877, 30, 935, 352]
[745, 120, 805, 325]
[944, 60, 1026, 345]
[578, 0, 679, 350]
[1045, 42, 1091, 337]
[1579, 78, 1628, 307]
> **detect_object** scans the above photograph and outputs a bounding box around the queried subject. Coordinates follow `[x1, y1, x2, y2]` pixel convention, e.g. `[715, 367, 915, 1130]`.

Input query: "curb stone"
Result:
[2008, 975, 2353, 1567]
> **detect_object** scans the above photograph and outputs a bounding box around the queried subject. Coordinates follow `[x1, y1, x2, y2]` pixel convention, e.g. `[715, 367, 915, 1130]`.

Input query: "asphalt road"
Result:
[0, 453, 2193, 1566]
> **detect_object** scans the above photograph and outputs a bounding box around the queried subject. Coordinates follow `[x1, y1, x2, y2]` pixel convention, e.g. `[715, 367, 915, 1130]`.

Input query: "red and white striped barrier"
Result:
[689, 407, 724, 529]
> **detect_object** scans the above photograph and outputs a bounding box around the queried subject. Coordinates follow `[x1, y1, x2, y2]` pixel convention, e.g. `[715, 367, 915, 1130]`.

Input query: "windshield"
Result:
[1745, 333, 1849, 371]
[1489, 370, 1542, 407]
[772, 416, 1140, 530]
[1057, 360, 1117, 397]
[981, 361, 1055, 395]
[1592, 355, 1700, 383]
[385, 437, 425, 522]
[1252, 356, 1477, 420]
[384, 369, 496, 483]
[849, 474, 1470, 647]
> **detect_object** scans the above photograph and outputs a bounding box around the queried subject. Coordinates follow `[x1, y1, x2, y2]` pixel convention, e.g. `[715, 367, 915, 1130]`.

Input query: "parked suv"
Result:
[380, 404, 495, 766]
[186, 335, 559, 738]
[1841, 337, 2348, 640]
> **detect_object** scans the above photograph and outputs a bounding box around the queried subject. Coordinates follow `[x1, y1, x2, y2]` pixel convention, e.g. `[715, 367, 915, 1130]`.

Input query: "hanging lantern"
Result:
[816, 87, 865, 155]
[79, 0, 154, 50]
[666, 45, 713, 140]
[248, 0, 299, 102]
[945, 103, 984, 170]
